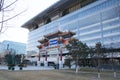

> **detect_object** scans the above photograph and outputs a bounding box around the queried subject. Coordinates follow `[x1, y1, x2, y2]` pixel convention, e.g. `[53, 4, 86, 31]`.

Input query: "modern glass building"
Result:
[22, 0, 120, 66]
[0, 40, 26, 55]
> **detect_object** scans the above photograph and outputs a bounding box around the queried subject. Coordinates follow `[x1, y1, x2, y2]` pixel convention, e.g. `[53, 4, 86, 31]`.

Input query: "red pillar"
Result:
[38, 53, 40, 61]
[45, 51, 47, 61]
[60, 48, 62, 61]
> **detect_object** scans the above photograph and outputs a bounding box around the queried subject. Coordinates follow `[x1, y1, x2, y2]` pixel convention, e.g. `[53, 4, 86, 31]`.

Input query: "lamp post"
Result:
[59, 37, 64, 69]
[96, 42, 101, 79]
[111, 42, 116, 78]
[59, 46, 63, 69]
[76, 52, 79, 73]
[44, 47, 48, 67]
[56, 41, 60, 69]
[56, 48, 59, 69]
[57, 35, 63, 69]
[72, 46, 79, 73]
[37, 51, 41, 66]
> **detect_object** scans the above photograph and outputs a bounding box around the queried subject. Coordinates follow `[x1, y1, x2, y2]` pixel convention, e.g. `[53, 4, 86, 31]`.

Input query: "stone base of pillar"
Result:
[37, 61, 41, 66]
[44, 61, 48, 67]
[59, 61, 63, 69]
[76, 66, 79, 73]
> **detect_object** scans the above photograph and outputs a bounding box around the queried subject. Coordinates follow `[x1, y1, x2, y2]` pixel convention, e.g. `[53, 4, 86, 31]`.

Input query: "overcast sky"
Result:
[0, 0, 59, 43]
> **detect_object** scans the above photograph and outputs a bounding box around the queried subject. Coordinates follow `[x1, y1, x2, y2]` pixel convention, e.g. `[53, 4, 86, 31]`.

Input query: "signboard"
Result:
[50, 40, 58, 45]
[47, 47, 59, 54]
[39, 49, 46, 54]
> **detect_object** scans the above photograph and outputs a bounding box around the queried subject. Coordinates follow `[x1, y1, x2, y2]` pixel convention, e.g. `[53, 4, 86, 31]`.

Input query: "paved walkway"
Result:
[0, 65, 54, 70]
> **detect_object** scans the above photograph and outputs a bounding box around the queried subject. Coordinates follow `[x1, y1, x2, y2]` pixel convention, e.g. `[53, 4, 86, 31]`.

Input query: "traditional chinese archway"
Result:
[37, 30, 75, 68]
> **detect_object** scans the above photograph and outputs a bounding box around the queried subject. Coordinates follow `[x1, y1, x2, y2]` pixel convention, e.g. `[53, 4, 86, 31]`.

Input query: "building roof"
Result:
[37, 31, 75, 48]
[44, 30, 63, 39]
[59, 31, 76, 38]
[38, 38, 49, 44]
[21, 0, 92, 29]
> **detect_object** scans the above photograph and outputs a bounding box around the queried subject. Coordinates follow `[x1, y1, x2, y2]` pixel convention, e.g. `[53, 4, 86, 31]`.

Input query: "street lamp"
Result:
[76, 52, 79, 73]
[96, 42, 101, 78]
[71, 46, 79, 73]
[44, 47, 48, 67]
[111, 42, 116, 78]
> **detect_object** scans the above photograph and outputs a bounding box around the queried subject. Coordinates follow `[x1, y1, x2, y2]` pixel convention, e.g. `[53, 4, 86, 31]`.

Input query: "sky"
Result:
[0, 0, 59, 43]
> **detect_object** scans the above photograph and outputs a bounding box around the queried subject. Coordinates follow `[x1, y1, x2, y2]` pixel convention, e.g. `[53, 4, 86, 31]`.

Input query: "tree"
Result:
[4, 47, 17, 70]
[66, 38, 90, 67]
[64, 58, 71, 68]
[5, 53, 13, 65]
[15, 54, 21, 64]
[4, 49, 25, 70]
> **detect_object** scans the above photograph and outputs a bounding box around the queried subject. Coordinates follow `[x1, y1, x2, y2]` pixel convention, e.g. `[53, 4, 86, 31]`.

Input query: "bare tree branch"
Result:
[1, 0, 18, 10]
[0, 25, 8, 34]
[0, 0, 4, 32]
[0, 0, 4, 11]
[0, 0, 26, 33]
[0, 9, 26, 23]
[0, 9, 26, 33]
[4, 7, 15, 12]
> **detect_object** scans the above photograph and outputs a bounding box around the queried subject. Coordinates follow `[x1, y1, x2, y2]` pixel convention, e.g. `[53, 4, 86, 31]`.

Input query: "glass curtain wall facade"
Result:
[27, 0, 120, 54]
[2, 40, 26, 54]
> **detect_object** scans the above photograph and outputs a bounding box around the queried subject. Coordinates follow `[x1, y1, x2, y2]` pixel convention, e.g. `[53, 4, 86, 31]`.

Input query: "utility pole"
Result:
[111, 42, 116, 78]
[96, 42, 101, 79]
[76, 52, 79, 73]
[72, 46, 79, 73]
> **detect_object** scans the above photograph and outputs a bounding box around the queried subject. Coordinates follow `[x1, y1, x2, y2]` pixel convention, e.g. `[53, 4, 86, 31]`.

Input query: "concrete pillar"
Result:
[44, 60, 48, 67]
[59, 48, 63, 69]
[59, 60, 63, 69]
[44, 50, 48, 67]
[37, 61, 41, 66]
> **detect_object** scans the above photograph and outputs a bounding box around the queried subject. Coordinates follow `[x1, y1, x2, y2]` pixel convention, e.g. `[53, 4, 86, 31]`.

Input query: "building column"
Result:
[44, 51, 48, 67]
[56, 53, 59, 69]
[59, 47, 63, 69]
[60, 48, 62, 61]
[37, 53, 41, 66]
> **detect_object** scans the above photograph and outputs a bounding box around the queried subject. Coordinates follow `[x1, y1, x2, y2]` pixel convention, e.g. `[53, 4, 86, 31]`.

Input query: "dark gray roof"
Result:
[21, 0, 93, 28]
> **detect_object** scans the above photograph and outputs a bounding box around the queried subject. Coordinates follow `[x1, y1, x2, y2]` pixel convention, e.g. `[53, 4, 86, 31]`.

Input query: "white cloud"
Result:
[0, 0, 59, 43]
[0, 28, 29, 43]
